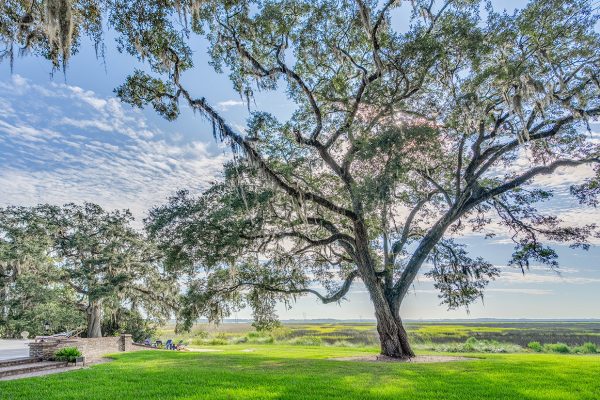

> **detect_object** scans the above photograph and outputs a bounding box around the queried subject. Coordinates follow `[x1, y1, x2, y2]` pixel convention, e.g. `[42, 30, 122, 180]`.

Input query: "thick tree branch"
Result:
[238, 269, 359, 304]
[477, 158, 600, 203]
[390, 192, 436, 265]
[170, 65, 357, 220]
[468, 107, 600, 181]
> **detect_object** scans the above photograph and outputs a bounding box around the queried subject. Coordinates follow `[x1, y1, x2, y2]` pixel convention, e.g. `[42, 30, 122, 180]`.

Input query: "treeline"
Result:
[0, 203, 178, 340]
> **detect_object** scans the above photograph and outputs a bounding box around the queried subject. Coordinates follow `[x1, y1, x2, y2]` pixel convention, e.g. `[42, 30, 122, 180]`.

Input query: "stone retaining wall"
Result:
[29, 334, 154, 360]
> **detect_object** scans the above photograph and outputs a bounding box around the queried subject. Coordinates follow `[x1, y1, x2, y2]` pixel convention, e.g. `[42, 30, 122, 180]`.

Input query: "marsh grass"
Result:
[158, 321, 600, 352]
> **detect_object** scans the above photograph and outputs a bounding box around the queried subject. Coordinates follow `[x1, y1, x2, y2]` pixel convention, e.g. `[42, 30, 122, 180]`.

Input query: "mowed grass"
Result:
[1, 346, 599, 400]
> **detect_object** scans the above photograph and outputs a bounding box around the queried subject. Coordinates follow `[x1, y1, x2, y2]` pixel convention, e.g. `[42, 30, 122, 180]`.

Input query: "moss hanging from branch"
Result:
[44, 0, 73, 68]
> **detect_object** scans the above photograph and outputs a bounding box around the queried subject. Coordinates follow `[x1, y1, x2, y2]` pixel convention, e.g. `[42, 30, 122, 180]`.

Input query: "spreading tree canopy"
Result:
[0, 206, 82, 337]
[0, 204, 176, 338]
[2, 0, 600, 357]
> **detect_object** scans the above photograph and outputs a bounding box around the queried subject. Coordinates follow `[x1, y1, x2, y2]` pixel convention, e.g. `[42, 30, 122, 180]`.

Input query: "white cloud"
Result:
[495, 270, 600, 285]
[485, 288, 552, 295]
[414, 288, 551, 295]
[217, 99, 245, 111]
[415, 263, 600, 286]
[0, 75, 230, 222]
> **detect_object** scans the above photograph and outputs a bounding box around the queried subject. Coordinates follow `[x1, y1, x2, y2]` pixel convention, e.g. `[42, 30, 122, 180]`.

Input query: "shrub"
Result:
[573, 342, 597, 354]
[419, 338, 522, 353]
[463, 337, 478, 351]
[270, 327, 293, 341]
[328, 340, 357, 348]
[544, 343, 570, 354]
[231, 336, 248, 344]
[247, 335, 274, 344]
[190, 337, 229, 346]
[207, 337, 229, 345]
[193, 329, 209, 339]
[54, 347, 82, 362]
[287, 336, 323, 346]
[190, 338, 206, 346]
[527, 341, 543, 352]
[247, 331, 263, 339]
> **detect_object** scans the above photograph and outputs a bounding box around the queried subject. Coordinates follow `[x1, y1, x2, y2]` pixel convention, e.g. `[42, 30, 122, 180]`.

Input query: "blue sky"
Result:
[1, 1, 599, 320]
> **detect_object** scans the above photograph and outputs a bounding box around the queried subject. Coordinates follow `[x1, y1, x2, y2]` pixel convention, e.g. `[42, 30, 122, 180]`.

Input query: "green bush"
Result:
[463, 337, 478, 351]
[420, 338, 522, 353]
[328, 340, 357, 348]
[527, 341, 543, 352]
[544, 343, 570, 354]
[247, 335, 274, 344]
[193, 329, 209, 339]
[208, 338, 229, 345]
[54, 347, 82, 362]
[231, 336, 248, 344]
[190, 338, 205, 346]
[190, 337, 229, 346]
[573, 342, 597, 354]
[270, 327, 293, 340]
[287, 336, 323, 346]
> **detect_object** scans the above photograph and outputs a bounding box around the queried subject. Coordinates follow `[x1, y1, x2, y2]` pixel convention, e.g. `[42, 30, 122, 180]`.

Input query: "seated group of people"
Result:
[143, 338, 185, 350]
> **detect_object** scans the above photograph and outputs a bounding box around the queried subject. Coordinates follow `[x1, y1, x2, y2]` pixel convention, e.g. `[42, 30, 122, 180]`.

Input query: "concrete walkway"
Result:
[0, 340, 30, 361]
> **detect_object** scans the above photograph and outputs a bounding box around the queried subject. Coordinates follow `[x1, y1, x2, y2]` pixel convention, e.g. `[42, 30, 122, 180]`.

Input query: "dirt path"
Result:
[330, 355, 476, 363]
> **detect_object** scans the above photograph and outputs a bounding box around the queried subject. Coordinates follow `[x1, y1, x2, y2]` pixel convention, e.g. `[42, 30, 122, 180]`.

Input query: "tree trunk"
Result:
[375, 305, 415, 359]
[86, 301, 102, 338]
[353, 220, 415, 359]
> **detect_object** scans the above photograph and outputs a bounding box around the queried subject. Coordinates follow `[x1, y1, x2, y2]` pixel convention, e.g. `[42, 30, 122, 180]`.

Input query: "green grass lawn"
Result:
[1, 346, 599, 399]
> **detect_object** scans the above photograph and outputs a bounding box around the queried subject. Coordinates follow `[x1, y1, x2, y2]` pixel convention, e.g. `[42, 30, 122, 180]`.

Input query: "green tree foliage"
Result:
[0, 203, 176, 338]
[141, 0, 600, 358]
[0, 0, 104, 70]
[0, 274, 85, 338]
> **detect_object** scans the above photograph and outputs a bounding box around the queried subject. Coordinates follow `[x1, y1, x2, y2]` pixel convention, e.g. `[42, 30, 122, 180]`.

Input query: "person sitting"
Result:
[165, 339, 174, 350]
[143, 338, 151, 346]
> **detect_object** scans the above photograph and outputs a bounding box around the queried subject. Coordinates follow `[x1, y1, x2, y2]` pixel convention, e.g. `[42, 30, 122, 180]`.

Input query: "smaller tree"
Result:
[1, 203, 177, 338]
[0, 206, 63, 337]
[0, 274, 84, 338]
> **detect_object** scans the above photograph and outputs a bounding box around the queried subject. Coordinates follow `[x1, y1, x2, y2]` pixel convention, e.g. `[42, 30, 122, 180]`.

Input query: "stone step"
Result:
[0, 357, 40, 368]
[0, 361, 69, 378]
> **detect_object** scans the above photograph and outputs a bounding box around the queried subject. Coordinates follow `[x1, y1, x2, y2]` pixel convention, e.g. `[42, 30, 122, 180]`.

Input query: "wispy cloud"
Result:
[413, 288, 552, 295]
[495, 271, 600, 285]
[217, 99, 245, 111]
[485, 288, 552, 295]
[415, 264, 600, 286]
[0, 75, 230, 220]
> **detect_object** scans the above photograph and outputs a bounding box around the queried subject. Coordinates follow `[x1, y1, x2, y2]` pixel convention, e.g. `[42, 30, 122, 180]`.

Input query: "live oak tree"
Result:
[0, 204, 176, 338]
[0, 206, 83, 337]
[2, 0, 600, 357]
[0, 274, 85, 338]
[140, 0, 600, 358]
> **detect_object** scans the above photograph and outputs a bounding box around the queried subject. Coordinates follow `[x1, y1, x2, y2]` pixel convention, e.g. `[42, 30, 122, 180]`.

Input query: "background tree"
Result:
[0, 204, 176, 338]
[2, 0, 600, 358]
[1, 206, 83, 337]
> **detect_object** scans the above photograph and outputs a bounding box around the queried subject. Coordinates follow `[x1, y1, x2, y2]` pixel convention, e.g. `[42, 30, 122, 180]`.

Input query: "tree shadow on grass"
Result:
[0, 351, 598, 400]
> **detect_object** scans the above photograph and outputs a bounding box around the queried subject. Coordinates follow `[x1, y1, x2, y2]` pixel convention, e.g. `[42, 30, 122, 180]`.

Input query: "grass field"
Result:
[1, 346, 599, 399]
